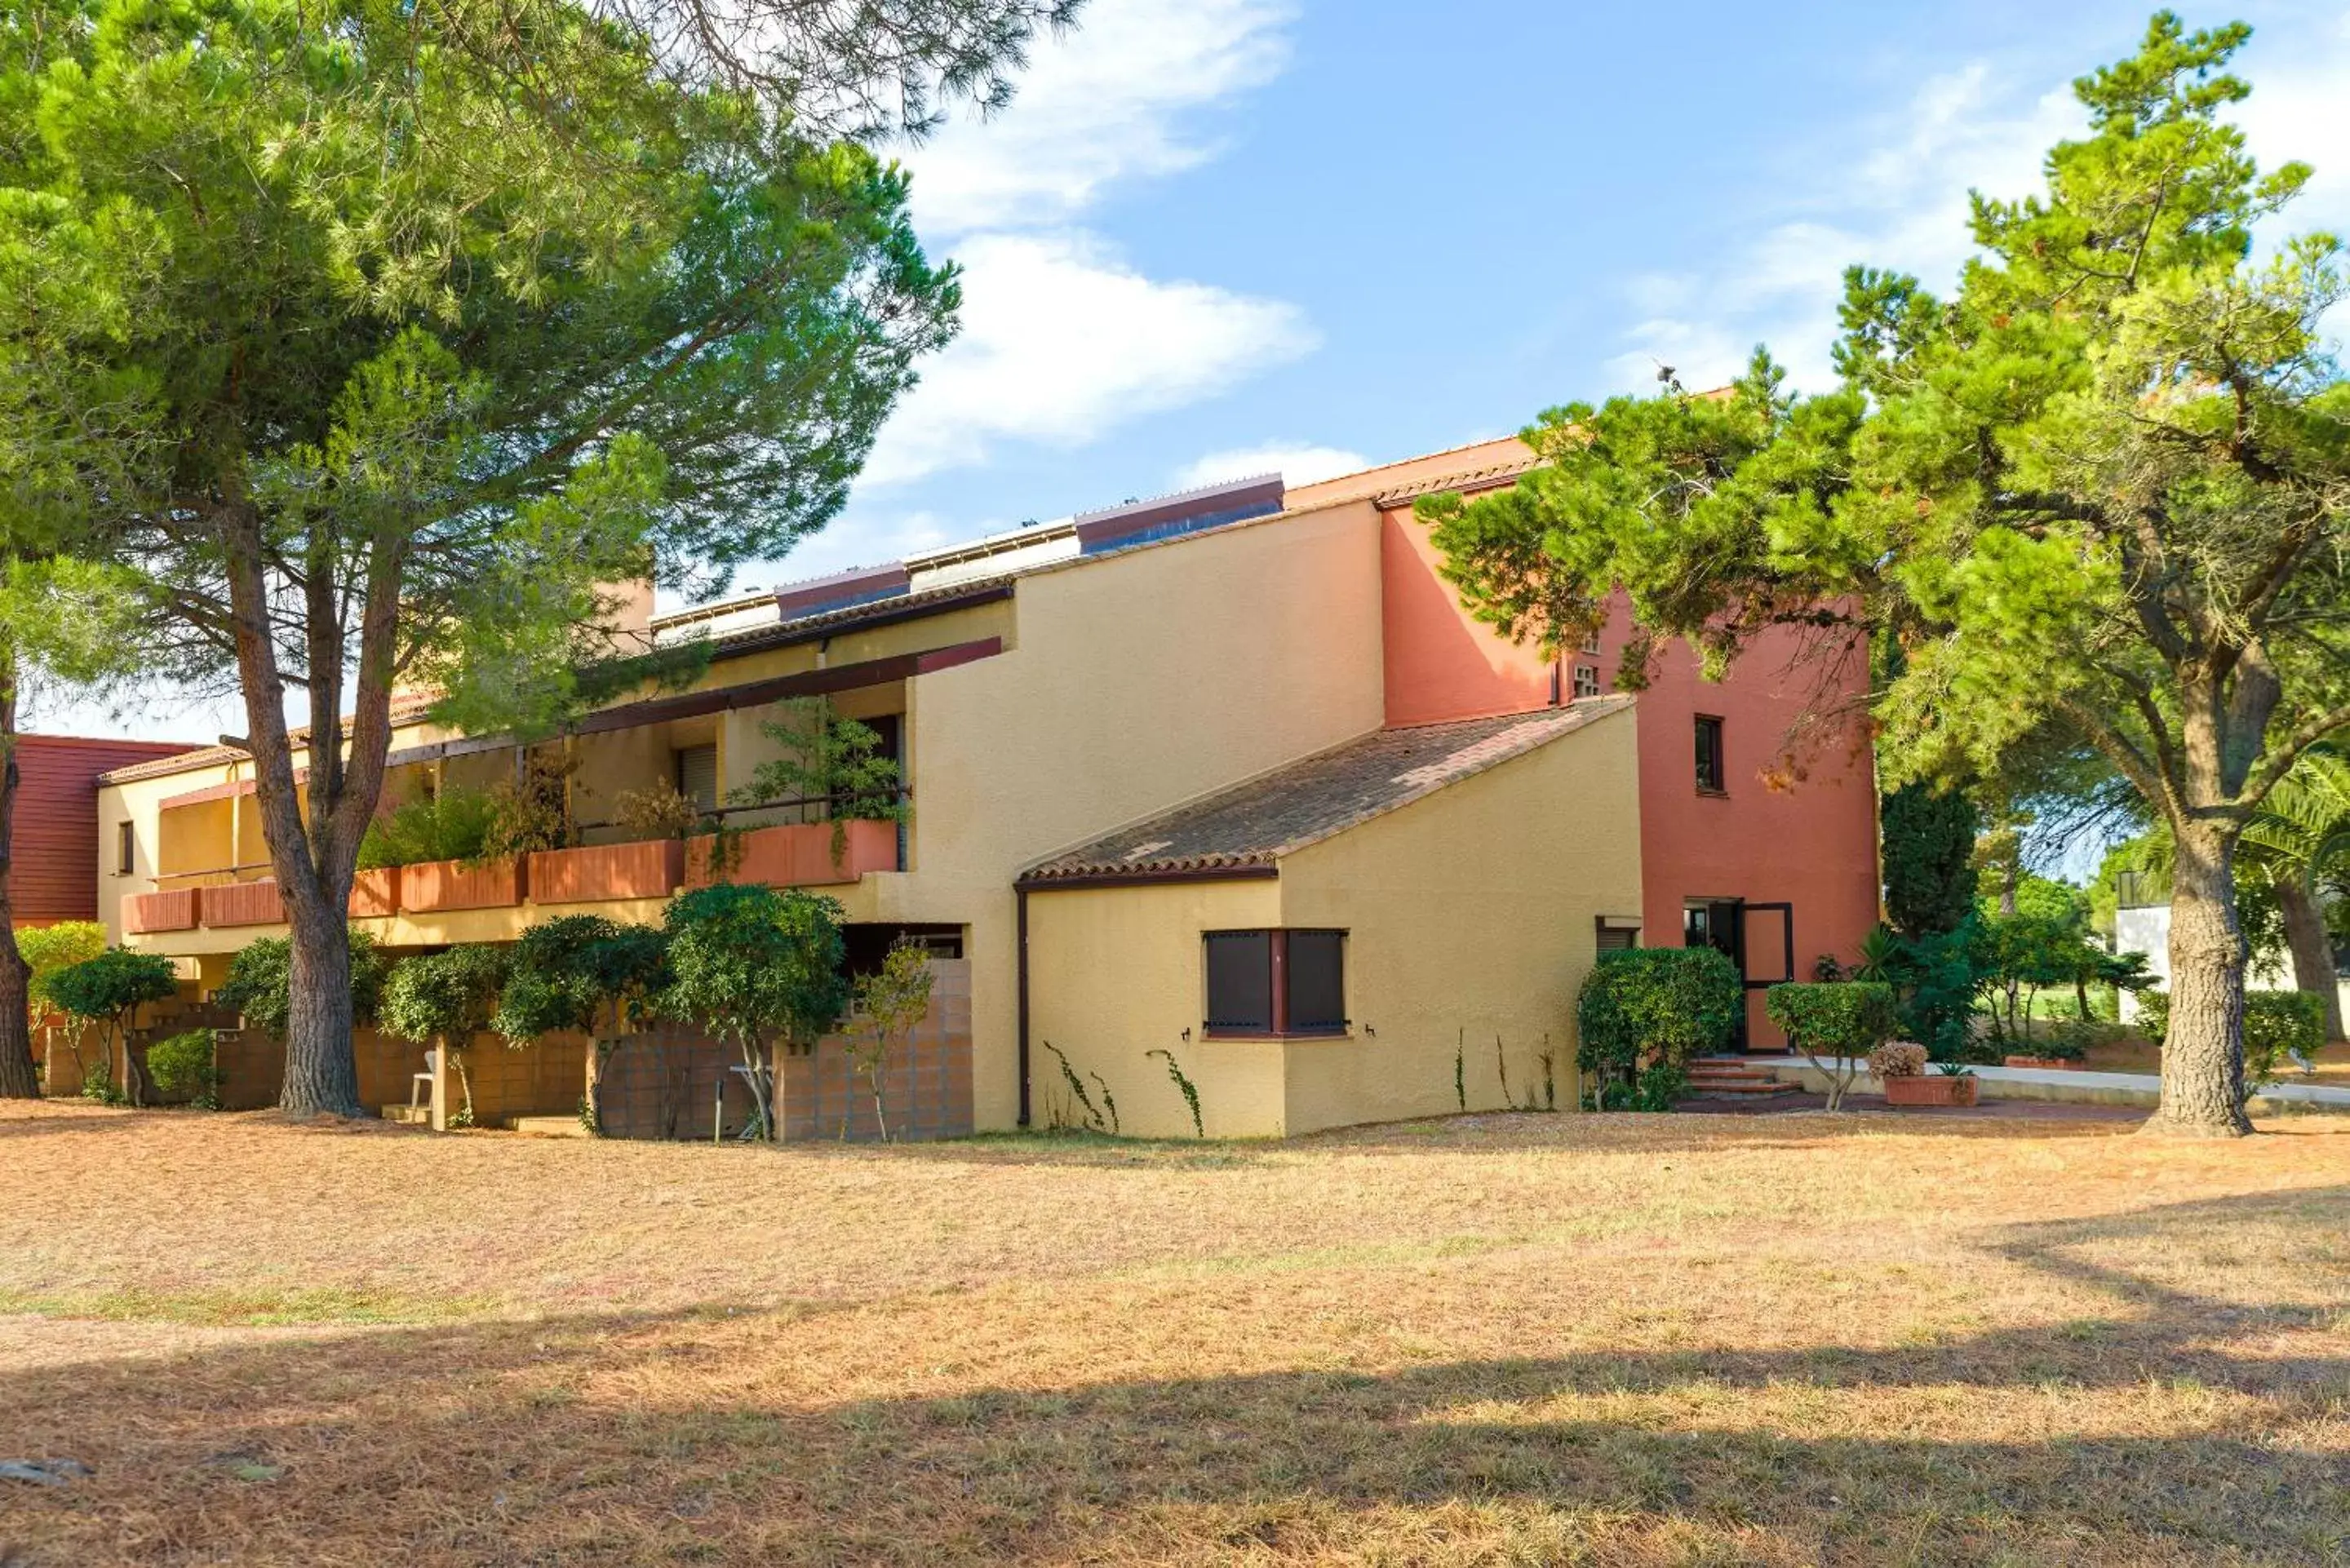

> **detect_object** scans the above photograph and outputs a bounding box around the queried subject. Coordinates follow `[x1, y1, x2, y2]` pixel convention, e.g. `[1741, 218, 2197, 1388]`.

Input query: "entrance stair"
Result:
[1684, 1056, 1799, 1098]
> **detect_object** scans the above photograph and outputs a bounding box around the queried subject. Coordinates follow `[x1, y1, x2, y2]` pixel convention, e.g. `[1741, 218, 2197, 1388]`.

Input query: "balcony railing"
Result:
[120, 793, 906, 937]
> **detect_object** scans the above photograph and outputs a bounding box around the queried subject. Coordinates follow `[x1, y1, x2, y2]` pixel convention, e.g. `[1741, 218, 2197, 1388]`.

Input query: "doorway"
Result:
[1684, 899, 1797, 1052]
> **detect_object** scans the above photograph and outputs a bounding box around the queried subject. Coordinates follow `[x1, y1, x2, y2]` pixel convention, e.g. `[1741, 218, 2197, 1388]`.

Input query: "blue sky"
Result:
[32, 0, 2350, 739]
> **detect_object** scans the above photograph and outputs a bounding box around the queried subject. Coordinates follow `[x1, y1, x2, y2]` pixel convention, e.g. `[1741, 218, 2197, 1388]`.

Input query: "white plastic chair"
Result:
[410, 1046, 441, 1111]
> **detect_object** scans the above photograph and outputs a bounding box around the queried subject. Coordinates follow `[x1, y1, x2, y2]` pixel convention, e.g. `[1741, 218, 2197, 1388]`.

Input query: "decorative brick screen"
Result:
[592, 958, 973, 1142]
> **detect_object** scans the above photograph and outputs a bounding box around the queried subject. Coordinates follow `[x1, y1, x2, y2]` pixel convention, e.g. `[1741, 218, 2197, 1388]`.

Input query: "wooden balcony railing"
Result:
[122, 888, 200, 935]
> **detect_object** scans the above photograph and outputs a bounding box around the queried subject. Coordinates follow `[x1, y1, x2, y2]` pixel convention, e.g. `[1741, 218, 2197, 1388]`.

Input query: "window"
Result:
[1204, 928, 1347, 1036]
[675, 744, 720, 813]
[1572, 664, 1602, 699]
[115, 822, 135, 876]
[1581, 628, 1603, 655]
[1694, 715, 1726, 793]
[1594, 918, 1639, 952]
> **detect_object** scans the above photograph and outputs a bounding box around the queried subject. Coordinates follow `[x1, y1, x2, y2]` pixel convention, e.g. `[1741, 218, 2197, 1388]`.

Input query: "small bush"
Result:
[1867, 1041, 1928, 1079]
[357, 788, 498, 870]
[2245, 990, 2324, 1093]
[1576, 947, 1743, 1110]
[147, 1030, 222, 1107]
[1767, 982, 1897, 1111]
[2131, 989, 2321, 1096]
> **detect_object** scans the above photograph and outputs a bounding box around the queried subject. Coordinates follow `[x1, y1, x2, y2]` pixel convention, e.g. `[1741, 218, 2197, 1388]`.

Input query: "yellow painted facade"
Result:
[96, 496, 1395, 1132]
[1023, 703, 1643, 1138]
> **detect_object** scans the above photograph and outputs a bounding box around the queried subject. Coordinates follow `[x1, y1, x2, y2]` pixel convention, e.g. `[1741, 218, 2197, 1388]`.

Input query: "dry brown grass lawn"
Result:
[2, 1101, 2346, 1566]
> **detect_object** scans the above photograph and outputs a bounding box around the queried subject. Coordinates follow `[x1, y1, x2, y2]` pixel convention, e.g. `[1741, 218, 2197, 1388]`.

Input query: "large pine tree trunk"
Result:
[2274, 875, 2343, 1043]
[0, 652, 40, 1100]
[282, 893, 361, 1115]
[2144, 826, 2253, 1136]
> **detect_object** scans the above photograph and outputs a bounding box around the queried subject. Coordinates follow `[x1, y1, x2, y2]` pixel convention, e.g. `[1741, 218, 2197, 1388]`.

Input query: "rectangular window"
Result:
[675, 744, 720, 813]
[1204, 928, 1348, 1037]
[1694, 715, 1726, 793]
[1204, 930, 1274, 1032]
[1572, 664, 1602, 699]
[1595, 919, 1638, 952]
[115, 821, 135, 875]
[1581, 629, 1603, 655]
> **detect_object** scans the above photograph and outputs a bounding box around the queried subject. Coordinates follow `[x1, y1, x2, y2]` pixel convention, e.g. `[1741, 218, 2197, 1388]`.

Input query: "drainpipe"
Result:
[1016, 884, 1032, 1127]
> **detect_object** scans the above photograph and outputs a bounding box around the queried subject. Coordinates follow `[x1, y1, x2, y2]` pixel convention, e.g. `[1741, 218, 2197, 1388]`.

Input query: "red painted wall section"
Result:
[1380, 503, 1880, 1048]
[9, 735, 200, 924]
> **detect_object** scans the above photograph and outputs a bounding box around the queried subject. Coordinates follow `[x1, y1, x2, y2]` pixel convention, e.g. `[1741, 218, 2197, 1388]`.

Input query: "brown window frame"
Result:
[115, 821, 135, 876]
[1594, 917, 1638, 952]
[1694, 714, 1727, 795]
[1203, 928, 1350, 1039]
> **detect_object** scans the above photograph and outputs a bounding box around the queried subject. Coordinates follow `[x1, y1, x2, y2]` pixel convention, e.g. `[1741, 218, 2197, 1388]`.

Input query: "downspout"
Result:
[1015, 883, 1032, 1127]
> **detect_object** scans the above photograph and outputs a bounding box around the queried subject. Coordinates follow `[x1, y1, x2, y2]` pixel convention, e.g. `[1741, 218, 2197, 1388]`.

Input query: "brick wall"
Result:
[455, 1031, 588, 1127]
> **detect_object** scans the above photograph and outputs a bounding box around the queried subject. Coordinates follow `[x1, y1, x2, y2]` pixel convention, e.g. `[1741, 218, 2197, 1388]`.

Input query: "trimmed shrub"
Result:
[1767, 981, 1898, 1110]
[146, 1030, 222, 1107]
[2245, 990, 2324, 1095]
[1576, 947, 1743, 1110]
[2134, 989, 2170, 1044]
[215, 930, 392, 1036]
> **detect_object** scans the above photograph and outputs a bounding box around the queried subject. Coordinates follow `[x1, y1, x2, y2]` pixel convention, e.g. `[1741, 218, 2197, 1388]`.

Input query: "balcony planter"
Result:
[124, 888, 200, 934]
[202, 879, 286, 928]
[1883, 1073, 1980, 1108]
[529, 839, 685, 905]
[348, 868, 401, 919]
[684, 819, 897, 890]
[401, 855, 526, 913]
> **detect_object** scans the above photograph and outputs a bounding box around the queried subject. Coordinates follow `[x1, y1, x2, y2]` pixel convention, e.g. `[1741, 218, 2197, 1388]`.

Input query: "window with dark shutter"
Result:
[1694, 715, 1725, 793]
[116, 821, 135, 876]
[675, 744, 720, 812]
[1284, 930, 1346, 1033]
[1204, 928, 1347, 1036]
[1594, 921, 1638, 952]
[1204, 930, 1273, 1033]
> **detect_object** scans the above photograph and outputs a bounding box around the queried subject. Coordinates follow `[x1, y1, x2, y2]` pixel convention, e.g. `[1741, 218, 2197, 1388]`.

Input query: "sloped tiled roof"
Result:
[98, 692, 444, 786]
[1019, 698, 1633, 884]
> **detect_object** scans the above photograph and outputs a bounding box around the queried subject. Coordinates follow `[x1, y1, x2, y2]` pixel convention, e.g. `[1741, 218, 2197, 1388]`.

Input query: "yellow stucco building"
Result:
[93, 437, 1858, 1138]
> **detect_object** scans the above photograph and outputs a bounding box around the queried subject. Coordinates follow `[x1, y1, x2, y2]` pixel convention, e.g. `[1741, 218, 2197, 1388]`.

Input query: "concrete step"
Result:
[504, 1115, 591, 1137]
[380, 1105, 430, 1125]
[1684, 1079, 1798, 1097]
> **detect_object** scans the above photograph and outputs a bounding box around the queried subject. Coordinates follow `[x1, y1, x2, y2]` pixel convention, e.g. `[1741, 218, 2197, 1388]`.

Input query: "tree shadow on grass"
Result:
[1, 1192, 2344, 1566]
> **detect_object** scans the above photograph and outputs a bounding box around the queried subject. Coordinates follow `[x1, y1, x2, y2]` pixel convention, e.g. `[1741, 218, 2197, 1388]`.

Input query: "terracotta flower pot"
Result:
[1883, 1074, 1980, 1108]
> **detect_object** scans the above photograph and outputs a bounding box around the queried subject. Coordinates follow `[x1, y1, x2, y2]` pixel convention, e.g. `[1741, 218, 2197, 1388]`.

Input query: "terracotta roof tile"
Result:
[1019, 698, 1633, 885]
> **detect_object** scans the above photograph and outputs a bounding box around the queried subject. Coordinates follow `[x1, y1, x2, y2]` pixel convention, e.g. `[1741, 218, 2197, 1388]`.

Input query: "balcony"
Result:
[401, 856, 527, 914]
[529, 839, 685, 905]
[349, 868, 401, 918]
[123, 888, 200, 934]
[683, 819, 898, 890]
[203, 879, 287, 928]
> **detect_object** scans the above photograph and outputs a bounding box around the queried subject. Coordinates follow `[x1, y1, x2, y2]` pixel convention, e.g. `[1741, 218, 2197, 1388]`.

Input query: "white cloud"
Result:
[906, 0, 1293, 236]
[1605, 64, 2081, 394]
[1173, 442, 1368, 490]
[1606, 11, 2350, 396]
[859, 231, 1315, 486]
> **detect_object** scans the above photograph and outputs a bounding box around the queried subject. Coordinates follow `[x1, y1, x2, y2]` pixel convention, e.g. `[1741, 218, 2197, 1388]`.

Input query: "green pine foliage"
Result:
[1423, 16, 2350, 1131]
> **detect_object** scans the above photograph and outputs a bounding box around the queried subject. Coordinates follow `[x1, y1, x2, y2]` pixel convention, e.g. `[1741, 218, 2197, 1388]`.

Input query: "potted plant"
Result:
[1872, 1042, 1980, 1107]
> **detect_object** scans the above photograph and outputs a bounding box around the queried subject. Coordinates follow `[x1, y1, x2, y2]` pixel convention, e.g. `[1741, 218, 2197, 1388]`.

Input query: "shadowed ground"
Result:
[2, 1100, 2345, 1565]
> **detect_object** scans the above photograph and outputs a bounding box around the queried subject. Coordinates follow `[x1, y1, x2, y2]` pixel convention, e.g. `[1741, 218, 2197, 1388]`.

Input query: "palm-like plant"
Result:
[2240, 750, 2350, 1044]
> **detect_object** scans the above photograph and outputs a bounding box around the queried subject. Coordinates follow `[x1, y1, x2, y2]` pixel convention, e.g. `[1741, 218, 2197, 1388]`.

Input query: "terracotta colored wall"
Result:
[11, 735, 197, 924]
[1379, 503, 1880, 1047]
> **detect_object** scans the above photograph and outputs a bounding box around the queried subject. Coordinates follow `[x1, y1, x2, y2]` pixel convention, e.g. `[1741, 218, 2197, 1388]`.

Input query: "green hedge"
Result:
[145, 1030, 221, 1107]
[1576, 947, 1743, 1110]
[1764, 981, 1897, 1061]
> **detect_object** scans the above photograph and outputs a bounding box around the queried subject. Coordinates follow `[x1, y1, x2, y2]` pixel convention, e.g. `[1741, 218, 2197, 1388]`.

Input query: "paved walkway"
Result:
[1750, 1057, 2350, 1114]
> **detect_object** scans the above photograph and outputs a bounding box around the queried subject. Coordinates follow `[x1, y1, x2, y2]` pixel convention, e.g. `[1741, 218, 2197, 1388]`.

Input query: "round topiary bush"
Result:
[1576, 947, 1744, 1110]
[145, 1030, 223, 1108]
